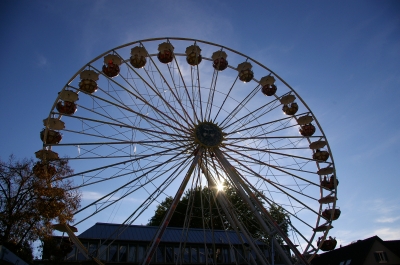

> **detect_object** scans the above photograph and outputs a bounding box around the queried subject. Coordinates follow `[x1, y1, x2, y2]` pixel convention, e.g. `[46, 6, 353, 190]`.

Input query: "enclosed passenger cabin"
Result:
[313, 149, 330, 162]
[157, 42, 174, 64]
[40, 129, 62, 144]
[322, 208, 341, 221]
[102, 54, 122, 78]
[318, 237, 337, 251]
[79, 70, 99, 94]
[299, 124, 316, 137]
[185, 45, 202, 66]
[260, 76, 277, 96]
[237, 62, 254, 83]
[212, 51, 228, 71]
[282, 102, 298, 115]
[321, 175, 339, 190]
[130, 46, 147, 69]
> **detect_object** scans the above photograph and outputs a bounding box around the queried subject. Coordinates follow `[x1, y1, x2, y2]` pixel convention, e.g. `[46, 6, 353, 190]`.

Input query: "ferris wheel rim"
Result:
[39, 37, 339, 263]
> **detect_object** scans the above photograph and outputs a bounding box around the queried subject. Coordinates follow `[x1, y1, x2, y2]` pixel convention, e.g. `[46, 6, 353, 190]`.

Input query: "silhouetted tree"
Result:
[0, 155, 81, 262]
[148, 184, 289, 244]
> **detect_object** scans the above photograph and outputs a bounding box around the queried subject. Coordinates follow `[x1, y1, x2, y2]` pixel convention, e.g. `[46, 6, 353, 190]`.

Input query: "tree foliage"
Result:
[148, 184, 289, 244]
[0, 155, 81, 262]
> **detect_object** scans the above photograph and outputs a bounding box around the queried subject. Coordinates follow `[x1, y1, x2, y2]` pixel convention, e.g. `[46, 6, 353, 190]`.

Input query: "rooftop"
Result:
[78, 222, 264, 245]
[311, 235, 400, 265]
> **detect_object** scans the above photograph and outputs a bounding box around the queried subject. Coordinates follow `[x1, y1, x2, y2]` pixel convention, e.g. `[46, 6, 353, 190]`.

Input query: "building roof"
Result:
[385, 240, 400, 256]
[311, 235, 398, 265]
[78, 222, 262, 245]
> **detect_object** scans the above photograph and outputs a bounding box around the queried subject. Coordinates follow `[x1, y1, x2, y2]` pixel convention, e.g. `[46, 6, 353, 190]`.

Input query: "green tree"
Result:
[147, 184, 289, 244]
[0, 155, 81, 262]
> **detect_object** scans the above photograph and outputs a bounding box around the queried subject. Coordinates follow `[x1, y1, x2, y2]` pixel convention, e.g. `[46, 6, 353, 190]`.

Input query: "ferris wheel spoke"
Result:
[205, 69, 220, 121]
[73, 84, 188, 136]
[136, 67, 189, 132]
[61, 144, 187, 180]
[168, 55, 200, 124]
[62, 126, 178, 153]
[55, 128, 189, 157]
[51, 139, 188, 147]
[227, 135, 320, 141]
[222, 146, 320, 192]
[75, 155, 193, 227]
[219, 83, 261, 128]
[253, 172, 318, 203]
[227, 143, 317, 163]
[287, 220, 317, 254]
[120, 70, 191, 136]
[228, 124, 311, 148]
[262, 198, 316, 230]
[223, 145, 319, 181]
[74, 146, 193, 217]
[116, 73, 186, 134]
[239, 165, 319, 202]
[122, 155, 194, 229]
[54, 113, 188, 140]
[192, 64, 204, 121]
[199, 162, 270, 265]
[68, 146, 190, 171]
[221, 150, 321, 218]
[96, 66, 185, 135]
[70, 106, 181, 146]
[226, 111, 308, 136]
[70, 86, 137, 128]
[93, 63, 190, 133]
[219, 153, 319, 231]
[225, 92, 295, 134]
[213, 148, 303, 265]
[223, 97, 282, 132]
[213, 70, 239, 123]
[242, 176, 318, 230]
[113, 48, 190, 126]
[143, 148, 203, 265]
[52, 134, 191, 160]
[138, 50, 195, 128]
[73, 156, 186, 190]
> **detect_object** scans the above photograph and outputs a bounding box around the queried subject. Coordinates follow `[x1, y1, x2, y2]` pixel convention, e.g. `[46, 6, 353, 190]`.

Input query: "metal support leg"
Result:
[141, 148, 203, 265]
[56, 224, 104, 265]
[214, 148, 308, 265]
[199, 162, 270, 265]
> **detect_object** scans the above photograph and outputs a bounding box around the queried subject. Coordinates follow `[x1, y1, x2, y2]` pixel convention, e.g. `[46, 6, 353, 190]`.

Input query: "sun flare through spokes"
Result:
[216, 180, 225, 192]
[37, 38, 338, 265]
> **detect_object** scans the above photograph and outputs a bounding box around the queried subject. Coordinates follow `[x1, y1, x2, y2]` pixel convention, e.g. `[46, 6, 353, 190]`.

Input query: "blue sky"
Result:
[1, 0, 400, 251]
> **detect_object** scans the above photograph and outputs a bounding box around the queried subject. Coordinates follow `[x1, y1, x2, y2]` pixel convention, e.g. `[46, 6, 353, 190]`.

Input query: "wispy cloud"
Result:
[335, 226, 400, 246]
[372, 198, 400, 224]
[372, 198, 399, 214]
[370, 227, 400, 241]
[36, 54, 48, 67]
[82, 191, 103, 200]
[351, 132, 400, 163]
[375, 216, 400, 223]
[82, 190, 143, 203]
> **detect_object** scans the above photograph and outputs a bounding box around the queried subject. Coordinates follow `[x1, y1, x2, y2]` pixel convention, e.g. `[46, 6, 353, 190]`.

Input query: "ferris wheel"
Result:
[37, 37, 340, 265]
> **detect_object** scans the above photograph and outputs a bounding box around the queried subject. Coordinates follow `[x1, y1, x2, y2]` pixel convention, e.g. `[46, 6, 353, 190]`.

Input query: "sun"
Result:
[216, 182, 225, 192]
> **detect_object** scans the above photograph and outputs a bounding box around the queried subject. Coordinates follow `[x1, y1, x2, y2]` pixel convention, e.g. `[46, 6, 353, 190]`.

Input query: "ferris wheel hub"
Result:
[193, 121, 224, 149]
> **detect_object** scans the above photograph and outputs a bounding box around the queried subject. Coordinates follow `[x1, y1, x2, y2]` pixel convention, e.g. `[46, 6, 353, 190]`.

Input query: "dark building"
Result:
[311, 235, 400, 265]
[0, 245, 30, 265]
[37, 222, 292, 265]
